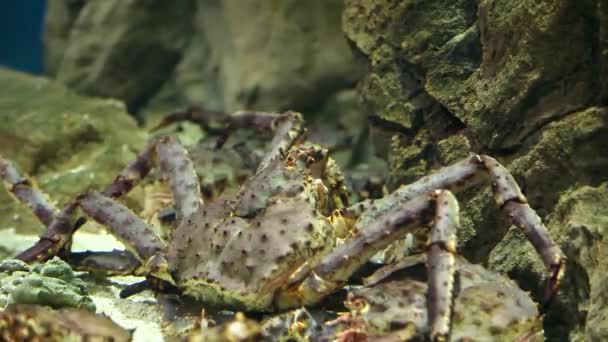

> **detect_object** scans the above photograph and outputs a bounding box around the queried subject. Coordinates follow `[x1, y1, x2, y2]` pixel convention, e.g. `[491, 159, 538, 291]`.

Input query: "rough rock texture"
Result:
[0, 67, 146, 233]
[343, 0, 608, 339]
[52, 0, 195, 113]
[0, 258, 95, 310]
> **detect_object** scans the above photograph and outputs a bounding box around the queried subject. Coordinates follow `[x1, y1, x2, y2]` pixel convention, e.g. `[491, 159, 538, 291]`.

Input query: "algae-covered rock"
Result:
[343, 0, 476, 131]
[0, 67, 146, 233]
[343, 1, 608, 333]
[344, 0, 604, 153]
[0, 258, 95, 310]
[428, 0, 600, 150]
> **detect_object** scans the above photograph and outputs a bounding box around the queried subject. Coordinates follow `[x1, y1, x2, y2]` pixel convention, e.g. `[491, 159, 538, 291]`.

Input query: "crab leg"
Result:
[257, 111, 305, 172]
[427, 190, 458, 341]
[0, 157, 58, 227]
[101, 141, 157, 198]
[77, 192, 166, 261]
[152, 105, 279, 135]
[13, 136, 201, 266]
[340, 154, 565, 306]
[342, 155, 484, 219]
[155, 136, 202, 220]
[152, 106, 300, 149]
[277, 192, 436, 309]
[0, 156, 79, 262]
[483, 156, 565, 307]
[67, 249, 143, 275]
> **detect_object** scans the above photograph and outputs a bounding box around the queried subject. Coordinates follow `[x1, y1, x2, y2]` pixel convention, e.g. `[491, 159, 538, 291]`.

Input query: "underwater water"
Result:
[0, 2, 45, 73]
[0, 1, 607, 341]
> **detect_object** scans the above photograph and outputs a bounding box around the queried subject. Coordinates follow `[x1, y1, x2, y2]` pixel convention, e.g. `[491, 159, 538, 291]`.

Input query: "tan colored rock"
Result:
[55, 0, 195, 112]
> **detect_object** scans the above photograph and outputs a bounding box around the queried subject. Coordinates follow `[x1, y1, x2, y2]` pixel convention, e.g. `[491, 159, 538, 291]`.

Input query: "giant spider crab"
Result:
[0, 110, 564, 340]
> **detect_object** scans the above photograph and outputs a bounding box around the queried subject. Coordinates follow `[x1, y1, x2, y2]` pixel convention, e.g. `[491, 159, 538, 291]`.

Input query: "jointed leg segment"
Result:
[3, 136, 199, 272]
[0, 158, 58, 227]
[4, 111, 305, 270]
[340, 154, 565, 306]
[427, 190, 458, 341]
[287, 155, 564, 338]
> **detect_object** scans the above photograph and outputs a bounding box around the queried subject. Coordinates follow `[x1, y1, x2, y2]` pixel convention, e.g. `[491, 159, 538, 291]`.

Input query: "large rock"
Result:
[53, 0, 195, 113]
[344, 0, 608, 339]
[46, 0, 362, 117]
[198, 0, 361, 112]
[344, 0, 604, 152]
[0, 68, 146, 234]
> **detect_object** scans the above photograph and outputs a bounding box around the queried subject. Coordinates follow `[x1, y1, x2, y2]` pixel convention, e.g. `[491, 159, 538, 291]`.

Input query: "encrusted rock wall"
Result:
[344, 0, 608, 339]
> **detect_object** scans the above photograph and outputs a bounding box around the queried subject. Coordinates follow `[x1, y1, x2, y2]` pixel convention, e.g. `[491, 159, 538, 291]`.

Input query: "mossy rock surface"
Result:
[344, 0, 608, 339]
[344, 0, 604, 151]
[0, 68, 146, 233]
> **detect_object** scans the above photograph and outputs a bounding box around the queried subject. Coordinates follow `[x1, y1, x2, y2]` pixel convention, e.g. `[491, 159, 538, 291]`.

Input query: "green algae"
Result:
[0, 258, 95, 311]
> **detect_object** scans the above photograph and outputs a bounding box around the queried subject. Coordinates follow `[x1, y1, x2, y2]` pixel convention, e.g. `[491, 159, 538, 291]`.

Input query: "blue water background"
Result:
[0, 2, 46, 74]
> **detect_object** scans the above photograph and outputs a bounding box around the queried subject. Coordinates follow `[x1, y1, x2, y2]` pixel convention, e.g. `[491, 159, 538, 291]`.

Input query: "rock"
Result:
[54, 0, 196, 113]
[199, 0, 361, 112]
[343, 0, 470, 185]
[0, 257, 95, 310]
[429, 0, 601, 150]
[0, 68, 146, 234]
[46, 0, 362, 125]
[343, 0, 476, 132]
[44, 0, 86, 76]
[343, 0, 608, 273]
[344, 0, 605, 153]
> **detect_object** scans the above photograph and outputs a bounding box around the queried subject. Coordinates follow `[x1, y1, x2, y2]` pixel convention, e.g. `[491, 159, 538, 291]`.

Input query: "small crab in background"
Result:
[1, 109, 564, 340]
[330, 254, 544, 341]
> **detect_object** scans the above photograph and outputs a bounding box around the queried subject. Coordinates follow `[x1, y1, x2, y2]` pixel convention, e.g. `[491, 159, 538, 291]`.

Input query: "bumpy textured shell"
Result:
[347, 255, 543, 341]
[167, 155, 337, 311]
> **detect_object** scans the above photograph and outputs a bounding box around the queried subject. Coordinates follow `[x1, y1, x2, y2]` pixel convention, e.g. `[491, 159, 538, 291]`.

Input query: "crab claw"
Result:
[119, 254, 176, 299]
[147, 254, 176, 286]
